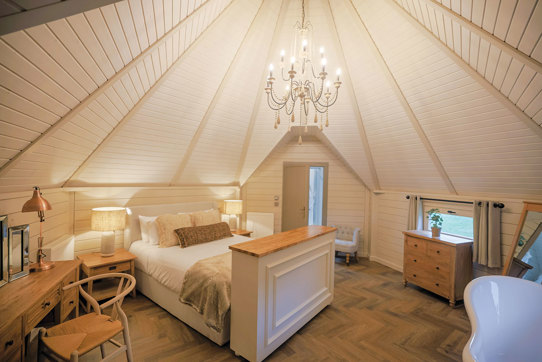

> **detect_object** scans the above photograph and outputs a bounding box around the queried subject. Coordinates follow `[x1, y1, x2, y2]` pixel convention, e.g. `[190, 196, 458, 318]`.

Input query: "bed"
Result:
[125, 201, 251, 345]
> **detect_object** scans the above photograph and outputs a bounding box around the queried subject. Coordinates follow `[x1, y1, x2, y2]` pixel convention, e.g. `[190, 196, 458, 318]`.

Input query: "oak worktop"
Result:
[229, 225, 337, 257]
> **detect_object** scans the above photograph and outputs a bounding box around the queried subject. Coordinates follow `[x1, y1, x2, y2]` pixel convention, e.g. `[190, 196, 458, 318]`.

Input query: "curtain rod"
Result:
[405, 196, 504, 208]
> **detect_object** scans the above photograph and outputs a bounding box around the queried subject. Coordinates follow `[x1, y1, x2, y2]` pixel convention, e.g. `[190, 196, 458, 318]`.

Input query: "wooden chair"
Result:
[38, 273, 136, 362]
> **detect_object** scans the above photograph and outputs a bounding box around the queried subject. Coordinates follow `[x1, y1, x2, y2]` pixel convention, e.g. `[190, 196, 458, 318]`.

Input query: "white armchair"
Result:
[332, 225, 360, 266]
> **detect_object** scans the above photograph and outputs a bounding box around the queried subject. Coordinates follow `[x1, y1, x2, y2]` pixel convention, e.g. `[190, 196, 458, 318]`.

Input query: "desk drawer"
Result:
[61, 286, 78, 322]
[24, 285, 61, 335]
[405, 236, 426, 253]
[92, 261, 131, 276]
[62, 269, 77, 287]
[0, 317, 21, 361]
[405, 269, 450, 298]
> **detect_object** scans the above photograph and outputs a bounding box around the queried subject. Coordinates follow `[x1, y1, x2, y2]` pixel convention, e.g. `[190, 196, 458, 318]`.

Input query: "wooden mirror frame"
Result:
[503, 201, 542, 276]
[0, 215, 7, 288]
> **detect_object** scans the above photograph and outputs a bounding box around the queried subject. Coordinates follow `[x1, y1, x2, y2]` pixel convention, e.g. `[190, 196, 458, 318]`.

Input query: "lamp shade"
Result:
[22, 186, 52, 213]
[224, 200, 243, 215]
[91, 207, 126, 231]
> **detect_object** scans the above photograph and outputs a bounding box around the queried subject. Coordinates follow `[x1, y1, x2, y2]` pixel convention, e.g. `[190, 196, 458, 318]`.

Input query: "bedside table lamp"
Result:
[91, 207, 126, 257]
[22, 186, 53, 272]
[224, 200, 243, 231]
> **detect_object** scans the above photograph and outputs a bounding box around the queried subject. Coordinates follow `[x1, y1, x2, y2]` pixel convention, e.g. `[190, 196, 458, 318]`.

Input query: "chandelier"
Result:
[265, 0, 341, 144]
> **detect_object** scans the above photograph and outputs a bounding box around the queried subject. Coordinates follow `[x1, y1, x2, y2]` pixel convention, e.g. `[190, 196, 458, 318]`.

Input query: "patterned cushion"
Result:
[155, 213, 193, 247]
[191, 209, 221, 226]
[175, 222, 233, 248]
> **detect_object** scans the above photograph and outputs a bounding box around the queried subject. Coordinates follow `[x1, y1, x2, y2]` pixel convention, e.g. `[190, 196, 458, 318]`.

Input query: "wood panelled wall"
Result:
[369, 191, 542, 276]
[72, 186, 238, 255]
[241, 136, 369, 256]
[0, 188, 72, 258]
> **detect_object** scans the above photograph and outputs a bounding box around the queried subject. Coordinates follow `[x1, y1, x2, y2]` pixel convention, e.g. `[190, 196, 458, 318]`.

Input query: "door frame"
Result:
[282, 161, 329, 228]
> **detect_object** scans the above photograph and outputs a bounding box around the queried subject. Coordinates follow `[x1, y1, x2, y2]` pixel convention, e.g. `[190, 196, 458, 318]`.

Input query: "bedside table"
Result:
[77, 248, 136, 312]
[231, 229, 253, 237]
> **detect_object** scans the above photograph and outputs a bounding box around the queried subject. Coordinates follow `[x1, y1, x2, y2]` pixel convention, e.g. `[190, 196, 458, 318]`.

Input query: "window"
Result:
[423, 200, 473, 239]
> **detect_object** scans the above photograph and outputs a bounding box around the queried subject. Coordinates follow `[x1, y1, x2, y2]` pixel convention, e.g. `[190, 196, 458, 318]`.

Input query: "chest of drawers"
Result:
[402, 230, 473, 306]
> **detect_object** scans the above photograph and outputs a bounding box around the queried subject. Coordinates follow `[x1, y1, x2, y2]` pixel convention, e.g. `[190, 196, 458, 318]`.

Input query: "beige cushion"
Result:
[156, 213, 193, 247]
[175, 222, 233, 248]
[191, 209, 221, 226]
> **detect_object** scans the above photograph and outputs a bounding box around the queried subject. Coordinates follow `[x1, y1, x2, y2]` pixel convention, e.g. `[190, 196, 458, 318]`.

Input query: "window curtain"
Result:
[473, 201, 502, 267]
[407, 195, 423, 230]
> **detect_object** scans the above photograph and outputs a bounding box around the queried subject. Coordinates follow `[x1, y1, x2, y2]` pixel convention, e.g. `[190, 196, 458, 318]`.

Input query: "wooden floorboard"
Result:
[80, 259, 471, 361]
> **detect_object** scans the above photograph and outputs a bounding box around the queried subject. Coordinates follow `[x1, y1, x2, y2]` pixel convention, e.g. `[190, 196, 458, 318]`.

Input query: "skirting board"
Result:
[369, 255, 403, 272]
[134, 268, 229, 345]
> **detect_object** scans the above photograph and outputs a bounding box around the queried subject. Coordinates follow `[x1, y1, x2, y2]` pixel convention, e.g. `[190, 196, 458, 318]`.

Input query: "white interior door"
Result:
[282, 165, 309, 231]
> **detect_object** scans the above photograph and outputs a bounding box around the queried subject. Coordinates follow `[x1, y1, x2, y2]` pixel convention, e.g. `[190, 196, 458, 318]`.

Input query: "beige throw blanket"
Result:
[179, 251, 231, 333]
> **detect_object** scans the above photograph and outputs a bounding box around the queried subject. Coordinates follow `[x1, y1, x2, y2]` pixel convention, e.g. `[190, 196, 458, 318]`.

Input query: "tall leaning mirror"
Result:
[0, 215, 7, 288]
[503, 202, 542, 283]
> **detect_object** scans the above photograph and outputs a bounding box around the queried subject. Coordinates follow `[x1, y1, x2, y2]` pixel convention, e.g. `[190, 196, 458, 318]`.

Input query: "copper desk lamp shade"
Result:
[22, 186, 54, 271]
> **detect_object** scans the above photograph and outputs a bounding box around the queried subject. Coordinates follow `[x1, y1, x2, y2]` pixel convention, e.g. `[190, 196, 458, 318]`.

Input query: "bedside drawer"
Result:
[0, 317, 21, 361]
[61, 286, 78, 321]
[405, 236, 426, 253]
[25, 286, 61, 335]
[92, 261, 131, 276]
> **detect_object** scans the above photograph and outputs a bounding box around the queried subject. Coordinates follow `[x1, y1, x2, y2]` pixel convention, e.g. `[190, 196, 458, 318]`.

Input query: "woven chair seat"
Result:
[43, 313, 123, 360]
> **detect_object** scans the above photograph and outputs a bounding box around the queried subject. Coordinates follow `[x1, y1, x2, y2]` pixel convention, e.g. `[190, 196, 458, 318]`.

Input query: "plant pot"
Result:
[431, 227, 441, 238]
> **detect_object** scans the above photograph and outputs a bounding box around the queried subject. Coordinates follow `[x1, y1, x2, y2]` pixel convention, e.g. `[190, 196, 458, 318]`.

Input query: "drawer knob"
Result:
[42, 301, 51, 309]
[436, 266, 440, 270]
[413, 259, 417, 263]
[5, 340, 14, 347]
[437, 250, 440, 254]
[109, 266, 117, 271]
[435, 283, 440, 287]
[413, 274, 417, 277]
[69, 301, 74, 305]
[414, 244, 418, 247]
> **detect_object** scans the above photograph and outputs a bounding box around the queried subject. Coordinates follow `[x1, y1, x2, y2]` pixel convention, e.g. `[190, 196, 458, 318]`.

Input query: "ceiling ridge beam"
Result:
[63, 0, 235, 187]
[0, 0, 219, 179]
[169, 0, 266, 186]
[423, 0, 542, 75]
[347, 0, 457, 195]
[388, 0, 542, 140]
[326, 0, 380, 191]
[235, 0, 288, 185]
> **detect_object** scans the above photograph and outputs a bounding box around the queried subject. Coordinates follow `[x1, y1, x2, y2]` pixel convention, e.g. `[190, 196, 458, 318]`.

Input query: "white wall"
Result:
[72, 185, 238, 255]
[369, 190, 541, 276]
[0, 188, 73, 261]
[241, 136, 368, 256]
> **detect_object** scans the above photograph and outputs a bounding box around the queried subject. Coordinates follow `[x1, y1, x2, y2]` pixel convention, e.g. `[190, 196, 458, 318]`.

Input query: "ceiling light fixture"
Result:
[265, 0, 341, 144]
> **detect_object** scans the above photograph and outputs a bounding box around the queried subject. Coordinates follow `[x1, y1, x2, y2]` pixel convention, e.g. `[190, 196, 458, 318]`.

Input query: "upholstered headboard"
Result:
[124, 201, 217, 248]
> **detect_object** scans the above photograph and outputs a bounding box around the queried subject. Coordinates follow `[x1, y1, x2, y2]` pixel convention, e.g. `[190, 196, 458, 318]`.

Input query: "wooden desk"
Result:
[77, 249, 136, 312]
[230, 226, 336, 362]
[0, 260, 80, 361]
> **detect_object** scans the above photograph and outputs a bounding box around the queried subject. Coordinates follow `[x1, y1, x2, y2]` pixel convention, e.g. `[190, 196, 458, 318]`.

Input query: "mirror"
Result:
[0, 215, 7, 288]
[8, 224, 29, 281]
[504, 202, 542, 283]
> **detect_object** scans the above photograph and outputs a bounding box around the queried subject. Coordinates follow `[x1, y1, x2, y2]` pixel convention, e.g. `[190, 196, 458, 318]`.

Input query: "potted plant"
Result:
[427, 208, 443, 238]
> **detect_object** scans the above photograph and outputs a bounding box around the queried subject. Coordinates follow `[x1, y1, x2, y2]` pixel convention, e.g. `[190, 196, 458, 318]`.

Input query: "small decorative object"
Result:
[224, 200, 243, 231]
[91, 207, 126, 257]
[427, 208, 443, 238]
[0, 215, 7, 287]
[8, 224, 29, 281]
[22, 186, 54, 272]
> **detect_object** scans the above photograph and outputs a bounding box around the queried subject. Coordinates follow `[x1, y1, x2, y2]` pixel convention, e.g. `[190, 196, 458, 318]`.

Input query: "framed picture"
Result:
[8, 224, 29, 282]
[0, 215, 7, 288]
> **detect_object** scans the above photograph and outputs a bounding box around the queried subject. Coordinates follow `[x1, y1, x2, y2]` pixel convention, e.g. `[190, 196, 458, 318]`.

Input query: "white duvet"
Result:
[129, 235, 250, 294]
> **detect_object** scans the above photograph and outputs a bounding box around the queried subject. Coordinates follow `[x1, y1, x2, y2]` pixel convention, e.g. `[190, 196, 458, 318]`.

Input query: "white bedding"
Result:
[129, 234, 250, 294]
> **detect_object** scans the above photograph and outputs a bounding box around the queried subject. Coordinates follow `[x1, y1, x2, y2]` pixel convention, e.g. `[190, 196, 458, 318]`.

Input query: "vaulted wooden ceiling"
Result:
[0, 0, 541, 197]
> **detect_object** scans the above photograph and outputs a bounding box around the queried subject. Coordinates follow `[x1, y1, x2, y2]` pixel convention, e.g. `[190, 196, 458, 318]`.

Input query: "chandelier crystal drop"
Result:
[265, 0, 341, 144]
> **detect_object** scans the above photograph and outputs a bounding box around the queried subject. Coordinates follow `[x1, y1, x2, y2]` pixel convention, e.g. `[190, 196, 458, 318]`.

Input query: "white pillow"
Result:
[139, 216, 159, 245]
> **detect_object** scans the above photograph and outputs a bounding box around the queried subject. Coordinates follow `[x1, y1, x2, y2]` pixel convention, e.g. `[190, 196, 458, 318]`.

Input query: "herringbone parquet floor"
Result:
[84, 258, 471, 361]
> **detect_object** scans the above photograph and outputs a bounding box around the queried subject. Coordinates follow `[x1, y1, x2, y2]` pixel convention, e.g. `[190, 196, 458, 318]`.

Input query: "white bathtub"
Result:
[463, 276, 542, 362]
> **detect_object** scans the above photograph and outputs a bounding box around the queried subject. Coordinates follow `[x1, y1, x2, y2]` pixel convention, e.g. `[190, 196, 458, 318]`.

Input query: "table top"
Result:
[403, 230, 473, 245]
[0, 260, 80, 331]
[229, 225, 337, 257]
[77, 248, 136, 268]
